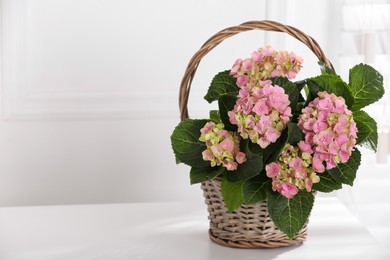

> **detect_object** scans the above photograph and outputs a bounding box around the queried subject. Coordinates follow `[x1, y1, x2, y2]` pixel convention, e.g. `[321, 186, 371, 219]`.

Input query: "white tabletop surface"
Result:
[0, 197, 389, 260]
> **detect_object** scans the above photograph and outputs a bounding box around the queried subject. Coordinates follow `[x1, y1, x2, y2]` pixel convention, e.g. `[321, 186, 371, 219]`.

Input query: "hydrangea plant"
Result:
[170, 46, 384, 239]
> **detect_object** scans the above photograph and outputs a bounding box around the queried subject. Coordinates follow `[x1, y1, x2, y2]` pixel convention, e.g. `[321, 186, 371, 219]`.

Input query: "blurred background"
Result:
[0, 0, 389, 250]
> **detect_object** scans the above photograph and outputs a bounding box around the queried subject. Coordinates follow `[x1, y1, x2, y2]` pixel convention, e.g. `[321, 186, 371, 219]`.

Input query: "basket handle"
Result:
[179, 20, 333, 121]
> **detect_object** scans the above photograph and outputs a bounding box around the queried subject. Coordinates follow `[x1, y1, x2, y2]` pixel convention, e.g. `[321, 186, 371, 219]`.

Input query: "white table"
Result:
[0, 197, 388, 260]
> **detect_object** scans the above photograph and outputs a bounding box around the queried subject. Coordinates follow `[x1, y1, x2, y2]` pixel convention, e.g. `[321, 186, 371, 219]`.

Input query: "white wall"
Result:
[0, 0, 357, 206]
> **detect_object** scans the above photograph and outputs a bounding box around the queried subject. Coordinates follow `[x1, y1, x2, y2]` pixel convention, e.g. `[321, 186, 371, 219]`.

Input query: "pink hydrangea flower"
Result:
[312, 155, 325, 173]
[202, 150, 214, 161]
[266, 162, 280, 178]
[266, 144, 320, 199]
[281, 183, 299, 199]
[225, 161, 238, 171]
[230, 46, 303, 85]
[199, 122, 246, 171]
[228, 80, 292, 149]
[289, 157, 303, 171]
[200, 121, 215, 134]
[298, 140, 313, 153]
[305, 178, 313, 192]
[298, 91, 357, 171]
[236, 152, 247, 164]
[227, 46, 303, 149]
[242, 59, 252, 71]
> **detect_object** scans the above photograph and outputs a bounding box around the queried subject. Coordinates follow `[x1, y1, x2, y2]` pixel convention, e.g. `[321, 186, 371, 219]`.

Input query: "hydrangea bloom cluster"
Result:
[228, 80, 292, 148]
[199, 122, 246, 171]
[230, 45, 303, 88]
[266, 142, 320, 199]
[298, 91, 358, 172]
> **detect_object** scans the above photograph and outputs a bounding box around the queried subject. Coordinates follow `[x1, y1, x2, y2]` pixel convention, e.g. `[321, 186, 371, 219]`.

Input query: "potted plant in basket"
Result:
[170, 21, 385, 248]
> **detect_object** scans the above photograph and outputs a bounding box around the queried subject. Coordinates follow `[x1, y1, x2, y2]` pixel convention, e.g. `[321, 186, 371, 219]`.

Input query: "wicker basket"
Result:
[178, 20, 332, 249]
[201, 178, 308, 248]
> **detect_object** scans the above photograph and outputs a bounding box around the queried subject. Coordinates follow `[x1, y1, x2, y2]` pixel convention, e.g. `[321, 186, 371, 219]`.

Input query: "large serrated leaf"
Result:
[209, 110, 221, 123]
[225, 147, 263, 182]
[242, 173, 270, 204]
[204, 70, 238, 103]
[190, 166, 225, 184]
[286, 122, 304, 146]
[307, 74, 354, 108]
[353, 110, 378, 151]
[313, 171, 342, 193]
[349, 64, 384, 111]
[328, 148, 361, 186]
[170, 119, 210, 168]
[221, 176, 243, 212]
[267, 190, 314, 239]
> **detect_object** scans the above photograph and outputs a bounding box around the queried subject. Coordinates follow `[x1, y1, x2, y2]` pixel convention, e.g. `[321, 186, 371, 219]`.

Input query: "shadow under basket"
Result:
[201, 178, 308, 249]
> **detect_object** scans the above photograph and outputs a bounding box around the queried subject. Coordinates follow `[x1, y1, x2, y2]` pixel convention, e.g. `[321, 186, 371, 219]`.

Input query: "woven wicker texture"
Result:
[201, 178, 307, 248]
[178, 20, 327, 248]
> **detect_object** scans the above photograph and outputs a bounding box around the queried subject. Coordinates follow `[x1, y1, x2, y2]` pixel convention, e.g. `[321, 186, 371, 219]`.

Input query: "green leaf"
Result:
[170, 119, 210, 168]
[225, 145, 263, 182]
[307, 74, 354, 108]
[204, 70, 238, 103]
[221, 175, 243, 212]
[218, 94, 238, 131]
[242, 173, 270, 204]
[312, 171, 342, 193]
[353, 110, 378, 152]
[286, 122, 304, 146]
[318, 61, 336, 75]
[349, 64, 384, 111]
[175, 155, 182, 164]
[190, 166, 225, 184]
[298, 92, 305, 103]
[267, 190, 314, 239]
[328, 148, 361, 186]
[209, 110, 221, 122]
[272, 77, 304, 112]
